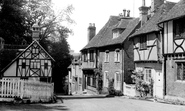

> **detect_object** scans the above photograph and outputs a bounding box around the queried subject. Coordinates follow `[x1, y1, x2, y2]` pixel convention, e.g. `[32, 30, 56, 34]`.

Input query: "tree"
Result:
[0, 0, 31, 44]
[23, 0, 75, 93]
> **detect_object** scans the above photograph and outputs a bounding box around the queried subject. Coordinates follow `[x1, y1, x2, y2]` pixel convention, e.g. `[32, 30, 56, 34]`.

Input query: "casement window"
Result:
[30, 60, 40, 69]
[174, 18, 185, 39]
[105, 50, 109, 62]
[114, 72, 121, 90]
[145, 68, 152, 82]
[79, 77, 82, 84]
[140, 36, 147, 49]
[83, 51, 88, 62]
[114, 49, 120, 62]
[89, 50, 94, 62]
[177, 62, 185, 80]
[112, 29, 124, 39]
[104, 71, 109, 87]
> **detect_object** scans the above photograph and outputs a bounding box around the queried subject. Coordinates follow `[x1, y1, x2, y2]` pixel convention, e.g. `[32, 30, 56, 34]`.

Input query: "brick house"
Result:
[81, 11, 140, 94]
[158, 0, 185, 100]
[129, 0, 175, 98]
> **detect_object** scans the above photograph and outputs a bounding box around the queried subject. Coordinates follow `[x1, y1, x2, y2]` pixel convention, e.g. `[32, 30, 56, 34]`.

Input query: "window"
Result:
[22, 62, 26, 69]
[105, 51, 109, 62]
[140, 36, 147, 49]
[174, 18, 185, 39]
[115, 49, 120, 62]
[83, 51, 88, 62]
[145, 68, 152, 82]
[114, 72, 121, 90]
[104, 71, 109, 87]
[177, 62, 185, 80]
[30, 60, 40, 69]
[113, 29, 124, 39]
[89, 50, 94, 62]
[79, 77, 82, 84]
[92, 76, 96, 88]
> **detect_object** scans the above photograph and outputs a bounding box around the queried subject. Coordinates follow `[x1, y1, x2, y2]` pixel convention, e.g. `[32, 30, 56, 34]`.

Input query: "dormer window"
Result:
[112, 29, 124, 39]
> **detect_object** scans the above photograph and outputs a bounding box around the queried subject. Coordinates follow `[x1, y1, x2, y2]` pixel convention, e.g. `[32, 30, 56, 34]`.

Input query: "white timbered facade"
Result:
[2, 40, 54, 80]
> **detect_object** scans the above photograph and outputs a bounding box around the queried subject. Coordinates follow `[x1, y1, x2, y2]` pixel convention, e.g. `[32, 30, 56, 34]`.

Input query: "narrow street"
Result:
[1, 97, 185, 111]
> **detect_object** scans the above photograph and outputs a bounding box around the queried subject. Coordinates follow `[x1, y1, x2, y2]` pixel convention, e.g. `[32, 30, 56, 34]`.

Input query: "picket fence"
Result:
[0, 78, 54, 102]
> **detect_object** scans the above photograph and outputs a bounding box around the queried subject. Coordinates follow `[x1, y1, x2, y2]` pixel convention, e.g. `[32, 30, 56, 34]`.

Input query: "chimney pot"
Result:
[142, 0, 146, 6]
[127, 10, 130, 17]
[123, 9, 126, 17]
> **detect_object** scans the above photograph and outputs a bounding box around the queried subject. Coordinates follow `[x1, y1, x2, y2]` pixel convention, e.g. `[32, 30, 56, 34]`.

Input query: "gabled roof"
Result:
[130, 1, 175, 38]
[81, 16, 139, 50]
[159, 0, 184, 23]
[1, 40, 55, 73]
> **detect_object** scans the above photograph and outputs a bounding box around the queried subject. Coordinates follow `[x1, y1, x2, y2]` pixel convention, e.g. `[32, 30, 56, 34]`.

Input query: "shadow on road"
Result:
[0, 103, 69, 111]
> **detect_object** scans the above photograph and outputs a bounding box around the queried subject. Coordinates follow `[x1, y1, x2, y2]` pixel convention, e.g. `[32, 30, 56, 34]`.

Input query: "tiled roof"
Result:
[130, 1, 175, 38]
[81, 16, 139, 50]
[159, 0, 184, 23]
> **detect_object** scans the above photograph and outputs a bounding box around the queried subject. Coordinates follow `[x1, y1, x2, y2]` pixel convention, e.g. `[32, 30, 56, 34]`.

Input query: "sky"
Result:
[52, 0, 179, 53]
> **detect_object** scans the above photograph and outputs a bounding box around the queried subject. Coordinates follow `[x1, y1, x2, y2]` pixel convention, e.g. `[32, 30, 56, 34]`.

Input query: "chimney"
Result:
[87, 23, 96, 42]
[0, 37, 4, 50]
[32, 23, 41, 41]
[151, 0, 164, 14]
[139, 0, 149, 26]
[123, 9, 126, 17]
[127, 10, 130, 17]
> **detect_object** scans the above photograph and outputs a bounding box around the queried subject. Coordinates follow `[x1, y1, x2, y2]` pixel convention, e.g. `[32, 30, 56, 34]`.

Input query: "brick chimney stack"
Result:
[87, 23, 96, 42]
[139, 0, 149, 26]
[151, 0, 164, 14]
[32, 23, 41, 41]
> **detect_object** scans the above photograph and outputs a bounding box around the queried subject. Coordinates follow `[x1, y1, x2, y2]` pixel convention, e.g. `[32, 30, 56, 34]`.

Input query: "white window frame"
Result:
[104, 71, 109, 87]
[145, 68, 152, 83]
[114, 49, 120, 62]
[114, 72, 121, 90]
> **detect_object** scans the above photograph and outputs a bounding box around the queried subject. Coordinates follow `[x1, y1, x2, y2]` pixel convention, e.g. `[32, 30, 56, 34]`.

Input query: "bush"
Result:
[115, 90, 123, 96]
[131, 70, 153, 97]
[108, 79, 115, 95]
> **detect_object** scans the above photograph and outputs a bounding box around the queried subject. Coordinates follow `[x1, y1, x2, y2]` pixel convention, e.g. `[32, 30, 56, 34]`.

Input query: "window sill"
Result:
[104, 61, 109, 63]
[175, 80, 185, 83]
[114, 61, 120, 63]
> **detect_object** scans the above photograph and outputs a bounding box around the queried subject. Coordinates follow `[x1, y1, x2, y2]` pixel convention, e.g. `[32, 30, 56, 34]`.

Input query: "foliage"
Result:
[0, 0, 74, 94]
[95, 63, 103, 94]
[0, 0, 31, 44]
[131, 70, 153, 97]
[0, 49, 18, 73]
[115, 90, 123, 96]
[108, 78, 115, 95]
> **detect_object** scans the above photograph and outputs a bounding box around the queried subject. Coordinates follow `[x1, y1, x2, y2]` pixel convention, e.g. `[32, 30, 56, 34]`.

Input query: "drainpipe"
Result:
[121, 43, 124, 93]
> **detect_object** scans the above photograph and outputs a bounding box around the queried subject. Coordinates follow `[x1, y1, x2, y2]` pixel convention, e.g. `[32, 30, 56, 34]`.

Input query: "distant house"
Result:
[68, 53, 83, 95]
[81, 11, 140, 94]
[129, 0, 175, 98]
[1, 24, 55, 82]
[158, 0, 185, 100]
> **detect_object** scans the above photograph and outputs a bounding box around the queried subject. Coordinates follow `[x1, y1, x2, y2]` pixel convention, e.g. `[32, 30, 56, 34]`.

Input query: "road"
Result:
[1, 97, 185, 111]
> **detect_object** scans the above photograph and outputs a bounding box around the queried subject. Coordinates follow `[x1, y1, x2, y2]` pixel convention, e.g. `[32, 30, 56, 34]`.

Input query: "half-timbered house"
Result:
[158, 0, 185, 100]
[1, 24, 54, 82]
[129, 0, 175, 98]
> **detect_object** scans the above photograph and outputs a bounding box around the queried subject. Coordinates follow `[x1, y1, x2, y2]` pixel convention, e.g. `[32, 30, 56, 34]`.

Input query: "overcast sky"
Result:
[52, 0, 179, 53]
